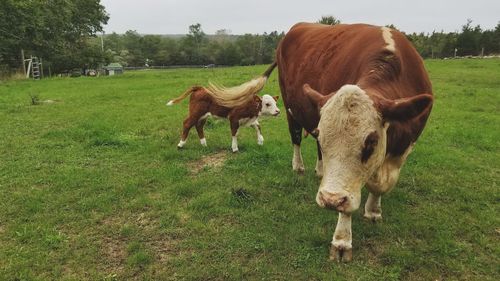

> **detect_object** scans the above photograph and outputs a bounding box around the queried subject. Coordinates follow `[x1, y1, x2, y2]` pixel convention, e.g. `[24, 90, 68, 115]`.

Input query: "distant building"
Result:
[105, 63, 124, 76]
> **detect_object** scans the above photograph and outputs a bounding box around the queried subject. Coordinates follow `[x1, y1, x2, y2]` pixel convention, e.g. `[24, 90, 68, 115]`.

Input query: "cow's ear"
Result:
[303, 84, 331, 109]
[378, 94, 433, 122]
[254, 95, 262, 103]
[273, 95, 279, 101]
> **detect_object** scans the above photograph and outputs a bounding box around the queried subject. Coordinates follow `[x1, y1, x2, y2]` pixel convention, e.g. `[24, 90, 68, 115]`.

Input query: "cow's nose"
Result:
[317, 190, 349, 212]
[274, 109, 280, 116]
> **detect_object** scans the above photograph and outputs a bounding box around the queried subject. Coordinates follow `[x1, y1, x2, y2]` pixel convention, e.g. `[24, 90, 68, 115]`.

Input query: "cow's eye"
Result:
[266, 103, 271, 107]
[361, 131, 379, 163]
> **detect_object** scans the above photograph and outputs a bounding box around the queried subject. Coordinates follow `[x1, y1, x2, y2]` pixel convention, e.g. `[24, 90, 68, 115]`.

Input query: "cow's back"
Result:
[277, 22, 433, 156]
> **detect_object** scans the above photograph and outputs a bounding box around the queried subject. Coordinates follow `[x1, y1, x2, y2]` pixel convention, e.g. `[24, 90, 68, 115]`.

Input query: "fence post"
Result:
[21, 49, 26, 75]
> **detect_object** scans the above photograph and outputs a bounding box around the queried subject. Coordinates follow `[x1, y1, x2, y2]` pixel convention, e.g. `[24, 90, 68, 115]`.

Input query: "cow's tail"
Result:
[205, 62, 277, 107]
[166, 86, 201, 106]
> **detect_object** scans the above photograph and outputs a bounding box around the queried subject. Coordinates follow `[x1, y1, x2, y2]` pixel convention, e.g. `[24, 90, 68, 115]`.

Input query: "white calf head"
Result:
[259, 94, 280, 116]
[303, 84, 432, 213]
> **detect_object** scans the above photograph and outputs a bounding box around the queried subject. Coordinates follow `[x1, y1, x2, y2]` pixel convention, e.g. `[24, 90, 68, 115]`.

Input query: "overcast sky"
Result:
[101, 0, 500, 35]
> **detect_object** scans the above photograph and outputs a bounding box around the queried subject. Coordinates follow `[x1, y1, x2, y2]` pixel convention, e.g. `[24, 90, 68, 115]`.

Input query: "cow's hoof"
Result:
[293, 167, 305, 175]
[329, 245, 352, 262]
[232, 148, 239, 153]
[363, 212, 383, 223]
[177, 145, 184, 149]
[292, 163, 305, 175]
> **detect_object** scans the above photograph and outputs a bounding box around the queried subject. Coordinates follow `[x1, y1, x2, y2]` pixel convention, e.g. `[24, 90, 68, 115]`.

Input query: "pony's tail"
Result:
[205, 62, 277, 108]
[166, 86, 201, 106]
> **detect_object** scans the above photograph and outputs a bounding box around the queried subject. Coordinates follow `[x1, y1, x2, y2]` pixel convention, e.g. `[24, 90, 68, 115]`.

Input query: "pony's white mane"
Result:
[205, 76, 267, 107]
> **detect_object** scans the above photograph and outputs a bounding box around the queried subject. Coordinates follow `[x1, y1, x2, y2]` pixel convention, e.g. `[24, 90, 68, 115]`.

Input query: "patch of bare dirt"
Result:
[101, 235, 127, 275]
[187, 151, 227, 175]
[147, 236, 180, 263]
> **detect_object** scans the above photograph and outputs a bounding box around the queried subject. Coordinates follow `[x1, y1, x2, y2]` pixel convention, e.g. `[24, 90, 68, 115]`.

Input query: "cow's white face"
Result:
[303, 83, 433, 214]
[315, 85, 387, 213]
[260, 94, 280, 116]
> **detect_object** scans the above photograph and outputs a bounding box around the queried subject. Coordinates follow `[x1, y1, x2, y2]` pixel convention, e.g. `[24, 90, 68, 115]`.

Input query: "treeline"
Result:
[0, 0, 109, 76]
[99, 24, 284, 67]
[405, 19, 500, 58]
[1, 1, 499, 77]
[101, 20, 500, 70]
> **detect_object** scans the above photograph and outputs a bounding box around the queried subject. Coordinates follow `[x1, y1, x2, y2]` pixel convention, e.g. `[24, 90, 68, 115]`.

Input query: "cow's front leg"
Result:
[330, 213, 353, 262]
[364, 193, 382, 222]
[286, 110, 305, 174]
[252, 121, 264, 145]
[230, 119, 240, 153]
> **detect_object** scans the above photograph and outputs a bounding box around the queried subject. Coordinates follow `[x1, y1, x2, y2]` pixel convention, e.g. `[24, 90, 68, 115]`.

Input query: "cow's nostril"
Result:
[337, 196, 348, 207]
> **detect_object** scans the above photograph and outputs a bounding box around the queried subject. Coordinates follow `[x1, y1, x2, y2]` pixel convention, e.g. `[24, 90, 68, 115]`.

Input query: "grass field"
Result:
[0, 59, 499, 280]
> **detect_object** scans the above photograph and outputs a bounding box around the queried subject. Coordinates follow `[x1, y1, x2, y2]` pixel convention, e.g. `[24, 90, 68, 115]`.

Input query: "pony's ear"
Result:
[303, 84, 332, 110]
[273, 95, 279, 101]
[377, 94, 433, 122]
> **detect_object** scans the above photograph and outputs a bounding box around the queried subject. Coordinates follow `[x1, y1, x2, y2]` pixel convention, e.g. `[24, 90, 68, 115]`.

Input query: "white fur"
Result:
[363, 193, 382, 221]
[239, 117, 257, 127]
[260, 94, 280, 116]
[231, 136, 238, 152]
[330, 213, 352, 261]
[366, 143, 414, 195]
[166, 100, 174, 106]
[292, 144, 305, 173]
[177, 140, 186, 148]
[381, 27, 396, 52]
[252, 122, 264, 145]
[317, 84, 387, 213]
[257, 134, 264, 145]
[199, 112, 211, 121]
[200, 138, 207, 147]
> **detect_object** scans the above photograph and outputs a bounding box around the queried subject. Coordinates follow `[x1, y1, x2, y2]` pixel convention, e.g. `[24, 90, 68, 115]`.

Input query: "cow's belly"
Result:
[239, 117, 258, 127]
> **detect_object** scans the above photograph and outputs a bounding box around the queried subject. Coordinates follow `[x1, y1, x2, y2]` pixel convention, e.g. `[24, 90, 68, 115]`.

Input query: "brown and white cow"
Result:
[167, 68, 280, 152]
[219, 23, 433, 261]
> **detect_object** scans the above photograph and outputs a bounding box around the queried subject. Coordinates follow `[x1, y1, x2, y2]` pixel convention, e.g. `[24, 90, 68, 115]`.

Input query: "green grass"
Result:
[0, 59, 499, 280]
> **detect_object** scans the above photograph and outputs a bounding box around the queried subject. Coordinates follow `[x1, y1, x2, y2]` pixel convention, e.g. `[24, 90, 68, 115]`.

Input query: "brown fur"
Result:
[175, 87, 263, 141]
[275, 23, 433, 157]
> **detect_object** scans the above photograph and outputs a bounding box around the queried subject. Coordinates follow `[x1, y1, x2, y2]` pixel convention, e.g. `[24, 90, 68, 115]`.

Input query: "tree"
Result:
[0, 0, 109, 73]
[317, 16, 341, 25]
[457, 19, 482, 56]
[182, 23, 207, 64]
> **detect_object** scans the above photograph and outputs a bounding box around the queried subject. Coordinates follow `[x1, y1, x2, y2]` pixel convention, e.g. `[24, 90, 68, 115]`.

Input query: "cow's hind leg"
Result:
[196, 117, 208, 147]
[178, 116, 198, 148]
[229, 118, 240, 153]
[286, 111, 304, 174]
[364, 144, 414, 222]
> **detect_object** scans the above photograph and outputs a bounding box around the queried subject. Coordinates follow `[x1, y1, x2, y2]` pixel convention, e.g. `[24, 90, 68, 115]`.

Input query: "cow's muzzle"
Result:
[316, 190, 350, 212]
